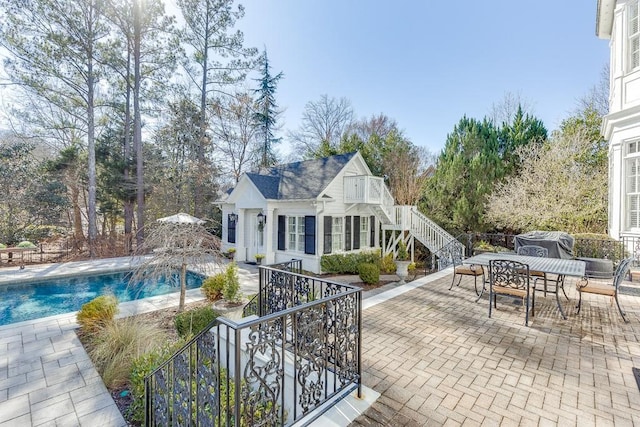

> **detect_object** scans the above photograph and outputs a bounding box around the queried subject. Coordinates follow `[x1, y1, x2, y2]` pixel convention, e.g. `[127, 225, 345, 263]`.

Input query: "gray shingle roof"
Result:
[245, 152, 356, 200]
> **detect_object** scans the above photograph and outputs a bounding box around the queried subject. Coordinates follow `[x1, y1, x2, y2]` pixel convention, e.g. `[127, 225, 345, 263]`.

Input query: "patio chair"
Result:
[575, 257, 634, 323]
[448, 244, 484, 296]
[488, 259, 534, 326]
[517, 245, 561, 298]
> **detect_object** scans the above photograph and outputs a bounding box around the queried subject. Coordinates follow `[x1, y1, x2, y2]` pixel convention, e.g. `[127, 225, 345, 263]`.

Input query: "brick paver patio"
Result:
[352, 274, 640, 426]
[2, 260, 640, 426]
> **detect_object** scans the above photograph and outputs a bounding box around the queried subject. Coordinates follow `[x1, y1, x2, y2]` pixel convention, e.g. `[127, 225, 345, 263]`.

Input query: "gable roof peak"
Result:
[245, 152, 358, 200]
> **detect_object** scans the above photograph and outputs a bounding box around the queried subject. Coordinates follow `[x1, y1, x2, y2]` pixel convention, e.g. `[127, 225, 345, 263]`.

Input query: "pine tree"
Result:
[421, 117, 503, 233]
[0, 0, 109, 256]
[178, 0, 257, 215]
[254, 50, 284, 168]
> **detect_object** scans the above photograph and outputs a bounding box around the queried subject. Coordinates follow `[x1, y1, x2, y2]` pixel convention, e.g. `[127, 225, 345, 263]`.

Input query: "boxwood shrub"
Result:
[320, 250, 381, 274]
[358, 263, 380, 285]
[174, 306, 218, 338]
[573, 233, 626, 262]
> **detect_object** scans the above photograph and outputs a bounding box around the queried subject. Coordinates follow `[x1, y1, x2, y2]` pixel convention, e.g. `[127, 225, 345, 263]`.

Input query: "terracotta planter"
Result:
[395, 260, 411, 284]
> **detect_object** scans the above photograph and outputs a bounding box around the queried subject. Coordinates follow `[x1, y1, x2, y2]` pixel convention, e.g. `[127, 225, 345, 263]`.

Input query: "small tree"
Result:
[223, 262, 241, 303]
[131, 219, 222, 311]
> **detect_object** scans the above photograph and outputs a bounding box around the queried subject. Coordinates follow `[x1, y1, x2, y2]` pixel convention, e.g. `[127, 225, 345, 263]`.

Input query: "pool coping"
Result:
[0, 256, 150, 286]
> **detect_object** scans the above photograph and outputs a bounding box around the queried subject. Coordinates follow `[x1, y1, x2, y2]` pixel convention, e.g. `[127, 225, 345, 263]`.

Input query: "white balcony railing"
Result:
[344, 175, 395, 204]
[344, 175, 395, 222]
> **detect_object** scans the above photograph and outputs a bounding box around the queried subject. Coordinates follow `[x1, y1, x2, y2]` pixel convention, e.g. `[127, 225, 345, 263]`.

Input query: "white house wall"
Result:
[601, 0, 640, 239]
[219, 153, 387, 274]
[270, 202, 318, 273]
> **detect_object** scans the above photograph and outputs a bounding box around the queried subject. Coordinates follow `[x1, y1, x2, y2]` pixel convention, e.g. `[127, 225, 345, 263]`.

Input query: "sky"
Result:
[0, 1, 610, 157]
[236, 0, 610, 155]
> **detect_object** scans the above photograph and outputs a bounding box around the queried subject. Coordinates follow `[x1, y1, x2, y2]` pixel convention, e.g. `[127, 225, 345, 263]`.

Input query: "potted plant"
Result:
[395, 240, 411, 284]
[211, 262, 247, 320]
[255, 253, 265, 265]
[225, 247, 236, 260]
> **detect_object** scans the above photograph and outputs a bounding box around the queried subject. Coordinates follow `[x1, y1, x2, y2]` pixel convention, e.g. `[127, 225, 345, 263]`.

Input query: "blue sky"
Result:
[238, 0, 610, 154]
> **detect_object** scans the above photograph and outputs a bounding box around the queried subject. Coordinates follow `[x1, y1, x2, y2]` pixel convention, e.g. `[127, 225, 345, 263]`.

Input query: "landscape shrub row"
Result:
[320, 250, 381, 274]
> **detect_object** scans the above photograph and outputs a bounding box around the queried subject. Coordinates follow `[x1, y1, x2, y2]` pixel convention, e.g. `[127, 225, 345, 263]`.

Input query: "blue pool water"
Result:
[0, 270, 204, 326]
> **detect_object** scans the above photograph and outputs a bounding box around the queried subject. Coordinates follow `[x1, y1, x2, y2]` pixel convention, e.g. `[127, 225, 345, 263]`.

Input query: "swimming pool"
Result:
[0, 270, 205, 326]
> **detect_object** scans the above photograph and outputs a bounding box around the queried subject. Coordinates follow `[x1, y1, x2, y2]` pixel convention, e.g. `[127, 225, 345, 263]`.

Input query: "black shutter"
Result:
[370, 215, 375, 247]
[228, 214, 236, 243]
[353, 216, 361, 250]
[345, 216, 352, 251]
[277, 215, 286, 250]
[304, 216, 316, 255]
[323, 216, 332, 254]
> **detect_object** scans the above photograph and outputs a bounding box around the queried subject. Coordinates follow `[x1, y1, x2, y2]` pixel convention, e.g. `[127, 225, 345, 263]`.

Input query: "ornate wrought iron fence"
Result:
[429, 233, 640, 273]
[243, 259, 302, 318]
[145, 263, 362, 426]
[465, 234, 640, 261]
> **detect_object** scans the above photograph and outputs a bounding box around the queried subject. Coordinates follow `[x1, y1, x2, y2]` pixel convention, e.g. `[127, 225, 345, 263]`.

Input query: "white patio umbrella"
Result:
[156, 212, 205, 225]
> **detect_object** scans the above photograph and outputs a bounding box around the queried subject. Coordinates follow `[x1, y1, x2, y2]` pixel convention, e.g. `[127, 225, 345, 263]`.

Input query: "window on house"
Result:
[630, 2, 640, 70]
[627, 156, 640, 228]
[332, 217, 343, 252]
[360, 216, 369, 248]
[288, 216, 306, 252]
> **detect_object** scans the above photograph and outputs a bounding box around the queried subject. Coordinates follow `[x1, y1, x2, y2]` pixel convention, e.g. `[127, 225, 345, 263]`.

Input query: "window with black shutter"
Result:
[345, 216, 352, 251]
[370, 215, 375, 247]
[228, 214, 236, 243]
[323, 216, 332, 254]
[353, 216, 360, 250]
[304, 216, 316, 255]
[277, 215, 286, 250]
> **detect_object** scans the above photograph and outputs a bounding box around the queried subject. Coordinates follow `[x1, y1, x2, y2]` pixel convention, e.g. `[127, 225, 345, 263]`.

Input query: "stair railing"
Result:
[408, 208, 456, 253]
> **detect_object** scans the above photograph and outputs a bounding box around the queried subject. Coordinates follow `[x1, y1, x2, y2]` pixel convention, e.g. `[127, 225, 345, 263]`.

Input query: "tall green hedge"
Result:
[320, 250, 381, 274]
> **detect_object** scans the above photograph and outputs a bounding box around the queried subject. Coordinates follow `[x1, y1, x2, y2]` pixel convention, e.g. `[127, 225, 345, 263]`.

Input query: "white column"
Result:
[610, 142, 623, 239]
[265, 207, 275, 264]
[236, 209, 246, 261]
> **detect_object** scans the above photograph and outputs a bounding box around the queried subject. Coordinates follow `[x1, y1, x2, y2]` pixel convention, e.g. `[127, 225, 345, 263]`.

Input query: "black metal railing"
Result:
[243, 259, 303, 318]
[145, 263, 362, 426]
[429, 233, 640, 273]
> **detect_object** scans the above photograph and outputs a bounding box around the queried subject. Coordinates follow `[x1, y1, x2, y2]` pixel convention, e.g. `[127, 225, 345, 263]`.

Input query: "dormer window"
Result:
[630, 1, 640, 70]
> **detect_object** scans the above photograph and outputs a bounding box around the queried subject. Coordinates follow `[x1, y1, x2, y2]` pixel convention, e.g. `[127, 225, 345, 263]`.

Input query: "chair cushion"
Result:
[576, 280, 615, 296]
[455, 265, 483, 276]
[492, 285, 527, 298]
[529, 270, 545, 277]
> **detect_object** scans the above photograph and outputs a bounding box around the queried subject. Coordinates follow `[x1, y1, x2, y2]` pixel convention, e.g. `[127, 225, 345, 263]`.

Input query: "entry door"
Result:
[245, 212, 265, 261]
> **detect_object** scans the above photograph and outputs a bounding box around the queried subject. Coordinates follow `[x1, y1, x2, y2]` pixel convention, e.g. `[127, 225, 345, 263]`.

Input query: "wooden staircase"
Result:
[342, 175, 463, 265]
[382, 205, 464, 265]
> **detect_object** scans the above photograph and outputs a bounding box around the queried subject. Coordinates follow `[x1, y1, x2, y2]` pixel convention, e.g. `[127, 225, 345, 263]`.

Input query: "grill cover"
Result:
[514, 231, 575, 259]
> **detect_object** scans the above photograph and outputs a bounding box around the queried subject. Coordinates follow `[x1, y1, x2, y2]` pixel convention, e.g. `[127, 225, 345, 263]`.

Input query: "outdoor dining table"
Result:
[463, 252, 586, 319]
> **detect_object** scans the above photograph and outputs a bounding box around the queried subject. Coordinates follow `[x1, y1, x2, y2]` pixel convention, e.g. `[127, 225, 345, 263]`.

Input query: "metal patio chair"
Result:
[516, 244, 566, 299]
[448, 244, 484, 296]
[489, 259, 534, 326]
[576, 257, 634, 323]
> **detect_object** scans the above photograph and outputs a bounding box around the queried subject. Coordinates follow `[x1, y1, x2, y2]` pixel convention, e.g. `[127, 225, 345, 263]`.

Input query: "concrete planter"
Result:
[395, 260, 411, 284]
[212, 298, 248, 321]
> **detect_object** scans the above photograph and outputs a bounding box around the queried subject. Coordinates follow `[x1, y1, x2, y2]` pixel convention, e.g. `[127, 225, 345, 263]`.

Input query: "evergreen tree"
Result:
[498, 105, 547, 175]
[254, 49, 283, 167]
[178, 0, 257, 214]
[421, 117, 503, 233]
[0, 0, 110, 256]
